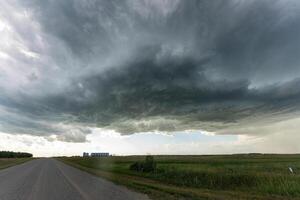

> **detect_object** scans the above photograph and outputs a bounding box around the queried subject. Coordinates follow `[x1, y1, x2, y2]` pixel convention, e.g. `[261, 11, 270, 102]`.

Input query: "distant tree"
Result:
[129, 155, 156, 172]
[143, 155, 156, 172]
[0, 151, 33, 158]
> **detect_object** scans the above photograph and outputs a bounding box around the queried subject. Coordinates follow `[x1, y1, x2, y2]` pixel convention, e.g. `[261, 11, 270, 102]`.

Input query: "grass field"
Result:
[0, 158, 32, 170]
[59, 154, 300, 200]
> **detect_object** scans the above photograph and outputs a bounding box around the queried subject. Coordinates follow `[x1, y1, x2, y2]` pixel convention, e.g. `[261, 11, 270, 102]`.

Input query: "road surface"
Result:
[0, 158, 149, 200]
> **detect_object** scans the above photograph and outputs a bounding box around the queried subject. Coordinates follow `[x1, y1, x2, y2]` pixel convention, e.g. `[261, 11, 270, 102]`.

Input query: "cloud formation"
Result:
[1, 0, 300, 142]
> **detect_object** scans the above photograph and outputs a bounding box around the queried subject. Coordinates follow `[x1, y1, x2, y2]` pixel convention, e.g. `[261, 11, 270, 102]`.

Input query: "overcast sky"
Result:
[1, 0, 300, 156]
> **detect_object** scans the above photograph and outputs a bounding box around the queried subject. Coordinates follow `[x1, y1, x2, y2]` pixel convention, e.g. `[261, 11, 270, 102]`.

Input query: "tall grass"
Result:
[147, 166, 300, 196]
[61, 154, 300, 197]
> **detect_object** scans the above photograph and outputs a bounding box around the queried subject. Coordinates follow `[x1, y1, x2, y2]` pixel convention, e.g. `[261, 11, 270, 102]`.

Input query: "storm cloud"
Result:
[1, 0, 300, 142]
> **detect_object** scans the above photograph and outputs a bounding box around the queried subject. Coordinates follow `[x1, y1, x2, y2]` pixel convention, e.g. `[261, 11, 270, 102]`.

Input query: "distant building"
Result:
[83, 152, 89, 157]
[90, 152, 109, 157]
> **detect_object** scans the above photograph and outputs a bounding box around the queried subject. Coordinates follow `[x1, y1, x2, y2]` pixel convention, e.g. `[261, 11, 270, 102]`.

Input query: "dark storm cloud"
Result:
[1, 0, 300, 140]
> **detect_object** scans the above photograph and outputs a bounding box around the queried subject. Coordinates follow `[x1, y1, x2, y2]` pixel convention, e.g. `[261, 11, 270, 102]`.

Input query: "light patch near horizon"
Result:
[0, 131, 250, 157]
[1, 117, 300, 157]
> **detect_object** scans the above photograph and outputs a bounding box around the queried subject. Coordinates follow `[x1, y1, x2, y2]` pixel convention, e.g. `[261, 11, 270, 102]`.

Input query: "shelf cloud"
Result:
[1, 0, 300, 143]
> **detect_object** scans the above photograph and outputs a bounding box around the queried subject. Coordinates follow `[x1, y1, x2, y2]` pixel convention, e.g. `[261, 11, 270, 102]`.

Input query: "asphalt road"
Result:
[0, 158, 149, 200]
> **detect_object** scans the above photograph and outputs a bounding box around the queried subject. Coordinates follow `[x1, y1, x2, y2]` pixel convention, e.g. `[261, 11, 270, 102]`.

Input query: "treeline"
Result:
[0, 151, 33, 158]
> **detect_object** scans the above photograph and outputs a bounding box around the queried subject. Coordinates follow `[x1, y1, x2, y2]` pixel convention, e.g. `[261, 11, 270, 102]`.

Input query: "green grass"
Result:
[58, 154, 300, 200]
[0, 158, 33, 170]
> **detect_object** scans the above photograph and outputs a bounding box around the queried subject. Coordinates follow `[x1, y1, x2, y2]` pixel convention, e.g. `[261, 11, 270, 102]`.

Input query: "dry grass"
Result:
[0, 158, 32, 170]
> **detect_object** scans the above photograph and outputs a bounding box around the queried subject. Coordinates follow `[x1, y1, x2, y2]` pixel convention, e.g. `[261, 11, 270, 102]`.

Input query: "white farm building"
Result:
[83, 152, 109, 157]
